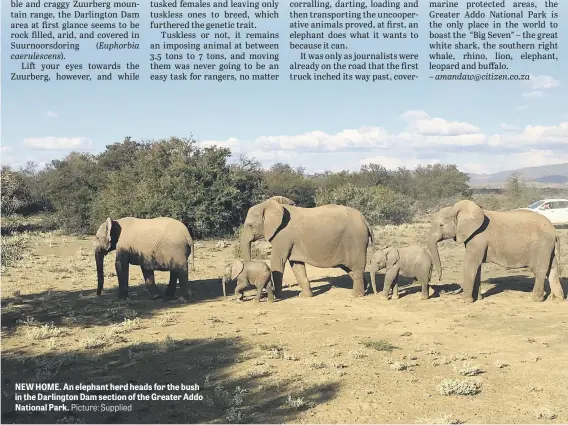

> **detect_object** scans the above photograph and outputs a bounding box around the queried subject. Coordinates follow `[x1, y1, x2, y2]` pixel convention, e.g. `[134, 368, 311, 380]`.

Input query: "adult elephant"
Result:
[428, 199, 564, 303]
[93, 217, 195, 300]
[240, 196, 374, 298]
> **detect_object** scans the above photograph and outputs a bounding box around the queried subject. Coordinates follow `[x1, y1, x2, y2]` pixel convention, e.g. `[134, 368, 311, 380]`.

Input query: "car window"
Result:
[528, 200, 544, 209]
[547, 201, 568, 209]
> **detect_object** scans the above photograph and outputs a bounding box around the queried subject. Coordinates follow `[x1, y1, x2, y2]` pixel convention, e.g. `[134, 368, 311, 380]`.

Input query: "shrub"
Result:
[38, 153, 106, 233]
[315, 184, 416, 225]
[1, 164, 51, 217]
[91, 139, 266, 238]
[437, 379, 482, 396]
[1, 233, 30, 268]
[35, 138, 266, 237]
[263, 163, 316, 207]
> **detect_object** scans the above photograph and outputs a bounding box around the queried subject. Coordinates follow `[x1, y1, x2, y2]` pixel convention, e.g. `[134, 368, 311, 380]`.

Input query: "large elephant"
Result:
[240, 196, 374, 298]
[93, 217, 195, 300]
[428, 199, 564, 303]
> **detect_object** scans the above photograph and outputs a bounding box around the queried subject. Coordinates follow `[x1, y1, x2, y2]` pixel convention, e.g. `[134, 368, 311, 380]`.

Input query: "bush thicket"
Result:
[315, 184, 416, 225]
[1, 137, 477, 237]
[473, 173, 541, 211]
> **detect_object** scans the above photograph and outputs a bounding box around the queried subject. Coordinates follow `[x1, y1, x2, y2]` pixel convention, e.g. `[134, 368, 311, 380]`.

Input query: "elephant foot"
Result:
[419, 294, 429, 301]
[549, 293, 564, 302]
[350, 287, 365, 298]
[391, 294, 399, 300]
[531, 293, 545, 302]
[299, 290, 313, 298]
[377, 293, 389, 301]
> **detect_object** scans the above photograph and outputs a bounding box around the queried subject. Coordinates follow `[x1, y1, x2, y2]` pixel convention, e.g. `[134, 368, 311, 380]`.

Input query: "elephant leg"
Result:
[350, 269, 365, 298]
[254, 283, 263, 302]
[266, 281, 275, 303]
[461, 256, 481, 303]
[378, 268, 397, 301]
[141, 268, 161, 300]
[417, 269, 430, 300]
[177, 267, 192, 300]
[164, 272, 177, 298]
[547, 257, 565, 301]
[531, 269, 546, 302]
[270, 254, 288, 298]
[290, 261, 313, 298]
[419, 279, 429, 300]
[115, 256, 129, 299]
[392, 280, 399, 300]
[234, 277, 247, 301]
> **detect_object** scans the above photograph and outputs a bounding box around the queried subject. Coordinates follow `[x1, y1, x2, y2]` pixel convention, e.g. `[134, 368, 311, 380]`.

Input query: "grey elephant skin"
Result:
[221, 259, 275, 303]
[240, 196, 374, 298]
[428, 199, 565, 303]
[370, 246, 433, 300]
[93, 217, 195, 300]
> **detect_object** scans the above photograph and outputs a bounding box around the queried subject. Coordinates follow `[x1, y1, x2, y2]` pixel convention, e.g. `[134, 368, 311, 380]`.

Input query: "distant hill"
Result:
[533, 175, 568, 184]
[467, 163, 568, 188]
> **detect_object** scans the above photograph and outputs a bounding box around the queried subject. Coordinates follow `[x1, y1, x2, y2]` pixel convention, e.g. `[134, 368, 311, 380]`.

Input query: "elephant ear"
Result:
[385, 247, 400, 269]
[96, 218, 113, 250]
[231, 260, 245, 280]
[269, 195, 296, 206]
[262, 200, 284, 241]
[453, 200, 485, 244]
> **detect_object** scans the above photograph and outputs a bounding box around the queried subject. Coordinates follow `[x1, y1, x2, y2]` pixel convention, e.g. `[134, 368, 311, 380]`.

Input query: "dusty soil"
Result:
[2, 220, 568, 424]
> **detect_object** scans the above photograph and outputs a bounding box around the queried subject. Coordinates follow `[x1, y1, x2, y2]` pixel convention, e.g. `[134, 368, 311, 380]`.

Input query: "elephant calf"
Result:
[221, 260, 275, 303]
[370, 246, 433, 300]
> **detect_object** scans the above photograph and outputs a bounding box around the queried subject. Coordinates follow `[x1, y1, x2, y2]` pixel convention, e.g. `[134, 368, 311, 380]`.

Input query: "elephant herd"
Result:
[93, 196, 566, 304]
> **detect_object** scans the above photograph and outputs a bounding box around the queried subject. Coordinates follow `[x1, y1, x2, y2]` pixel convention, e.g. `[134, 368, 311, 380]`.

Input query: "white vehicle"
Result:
[518, 198, 568, 225]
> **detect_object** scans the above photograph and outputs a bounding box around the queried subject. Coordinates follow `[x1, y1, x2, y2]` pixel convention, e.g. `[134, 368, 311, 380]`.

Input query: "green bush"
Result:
[89, 138, 265, 238]
[473, 174, 540, 211]
[38, 153, 106, 233]
[1, 233, 30, 268]
[263, 163, 316, 207]
[5, 135, 481, 238]
[1, 164, 51, 217]
[314, 184, 416, 225]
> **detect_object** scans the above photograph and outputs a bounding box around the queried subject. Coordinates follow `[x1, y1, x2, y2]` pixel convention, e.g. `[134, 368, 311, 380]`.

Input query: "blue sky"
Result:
[1, 0, 567, 175]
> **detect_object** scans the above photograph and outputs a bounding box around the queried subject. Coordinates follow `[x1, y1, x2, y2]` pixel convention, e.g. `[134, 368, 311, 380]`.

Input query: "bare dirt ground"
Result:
[2, 219, 568, 424]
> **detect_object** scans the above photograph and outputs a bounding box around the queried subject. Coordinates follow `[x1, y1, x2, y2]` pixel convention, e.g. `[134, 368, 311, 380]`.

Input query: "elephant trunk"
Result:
[428, 229, 443, 281]
[95, 251, 105, 296]
[221, 275, 227, 297]
[240, 227, 254, 261]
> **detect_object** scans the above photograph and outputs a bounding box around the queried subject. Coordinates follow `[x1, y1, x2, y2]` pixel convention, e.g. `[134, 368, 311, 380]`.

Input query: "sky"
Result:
[1, 0, 567, 175]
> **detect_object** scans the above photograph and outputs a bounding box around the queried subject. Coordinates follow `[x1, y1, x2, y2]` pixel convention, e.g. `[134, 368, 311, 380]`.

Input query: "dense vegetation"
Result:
[2, 136, 545, 242]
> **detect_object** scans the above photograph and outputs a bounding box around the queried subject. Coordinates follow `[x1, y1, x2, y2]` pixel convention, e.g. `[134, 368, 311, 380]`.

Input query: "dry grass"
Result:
[2, 226, 568, 424]
[437, 379, 482, 396]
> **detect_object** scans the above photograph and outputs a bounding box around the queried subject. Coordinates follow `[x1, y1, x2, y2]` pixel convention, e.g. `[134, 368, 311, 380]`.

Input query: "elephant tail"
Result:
[185, 232, 195, 272]
[555, 234, 562, 277]
[191, 238, 195, 271]
[364, 217, 375, 264]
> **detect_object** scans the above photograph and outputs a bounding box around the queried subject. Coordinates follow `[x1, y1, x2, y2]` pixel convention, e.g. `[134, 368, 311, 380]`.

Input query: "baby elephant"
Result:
[370, 246, 433, 300]
[221, 260, 275, 303]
